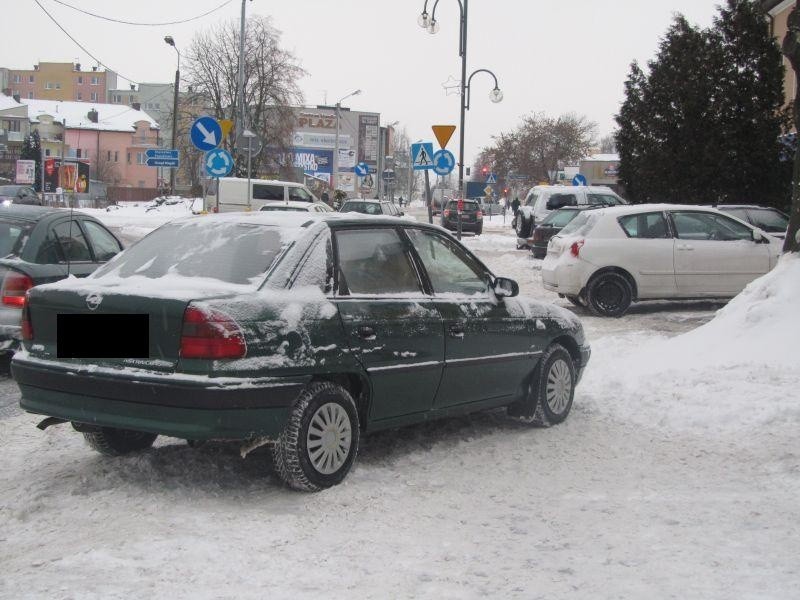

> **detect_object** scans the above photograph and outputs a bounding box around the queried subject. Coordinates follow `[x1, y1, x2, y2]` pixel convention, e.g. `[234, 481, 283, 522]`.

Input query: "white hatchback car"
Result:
[541, 204, 782, 316]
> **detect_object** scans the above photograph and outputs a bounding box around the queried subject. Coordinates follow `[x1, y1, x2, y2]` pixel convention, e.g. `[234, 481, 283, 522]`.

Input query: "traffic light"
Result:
[503, 187, 509, 195]
[481, 166, 489, 176]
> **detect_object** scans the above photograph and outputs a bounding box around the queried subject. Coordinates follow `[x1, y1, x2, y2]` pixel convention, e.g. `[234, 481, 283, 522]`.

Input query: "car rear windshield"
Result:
[0, 219, 33, 257]
[92, 220, 293, 286]
[445, 201, 479, 212]
[260, 205, 306, 212]
[341, 202, 383, 215]
[750, 209, 789, 233]
[541, 209, 581, 228]
[559, 211, 600, 237]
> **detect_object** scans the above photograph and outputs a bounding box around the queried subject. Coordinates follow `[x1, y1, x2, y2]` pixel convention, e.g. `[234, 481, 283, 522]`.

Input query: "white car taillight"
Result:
[570, 240, 585, 258]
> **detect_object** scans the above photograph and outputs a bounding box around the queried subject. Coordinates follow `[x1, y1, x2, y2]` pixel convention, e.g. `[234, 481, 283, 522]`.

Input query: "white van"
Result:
[206, 178, 319, 212]
[514, 185, 626, 243]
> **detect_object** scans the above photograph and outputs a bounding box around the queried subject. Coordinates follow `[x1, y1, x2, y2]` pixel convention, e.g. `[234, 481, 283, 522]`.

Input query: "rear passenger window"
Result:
[82, 220, 122, 261]
[588, 193, 623, 206]
[253, 184, 284, 201]
[52, 221, 92, 262]
[618, 212, 670, 239]
[336, 229, 421, 295]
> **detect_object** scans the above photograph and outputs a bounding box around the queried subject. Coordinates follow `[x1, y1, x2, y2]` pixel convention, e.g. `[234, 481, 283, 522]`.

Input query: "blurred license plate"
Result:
[57, 314, 149, 358]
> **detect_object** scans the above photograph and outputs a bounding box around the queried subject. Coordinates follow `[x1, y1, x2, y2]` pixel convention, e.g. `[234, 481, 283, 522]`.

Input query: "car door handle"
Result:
[356, 326, 376, 340]
[449, 323, 465, 337]
[677, 244, 694, 251]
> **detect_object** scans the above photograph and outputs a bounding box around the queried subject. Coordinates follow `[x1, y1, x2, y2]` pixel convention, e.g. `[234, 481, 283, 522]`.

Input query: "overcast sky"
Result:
[4, 0, 724, 166]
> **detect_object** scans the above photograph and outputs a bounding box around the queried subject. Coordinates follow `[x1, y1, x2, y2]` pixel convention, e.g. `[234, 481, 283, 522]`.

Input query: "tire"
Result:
[586, 272, 632, 317]
[531, 248, 546, 259]
[475, 224, 483, 235]
[515, 214, 532, 238]
[272, 381, 360, 492]
[508, 344, 576, 426]
[82, 427, 157, 456]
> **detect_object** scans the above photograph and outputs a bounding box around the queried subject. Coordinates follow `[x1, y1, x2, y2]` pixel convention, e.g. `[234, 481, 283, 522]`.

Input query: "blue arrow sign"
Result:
[191, 116, 222, 152]
[432, 149, 455, 176]
[354, 162, 370, 177]
[411, 143, 435, 171]
[205, 148, 234, 178]
[146, 148, 179, 160]
[146, 158, 180, 168]
[572, 174, 588, 186]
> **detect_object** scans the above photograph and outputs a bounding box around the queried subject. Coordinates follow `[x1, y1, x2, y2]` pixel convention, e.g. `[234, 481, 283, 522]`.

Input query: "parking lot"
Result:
[1, 212, 797, 599]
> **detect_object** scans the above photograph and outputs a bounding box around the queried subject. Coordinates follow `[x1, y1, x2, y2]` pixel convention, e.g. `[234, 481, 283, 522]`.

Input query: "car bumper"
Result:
[442, 219, 482, 231]
[576, 344, 591, 384]
[13, 356, 310, 440]
[541, 260, 583, 296]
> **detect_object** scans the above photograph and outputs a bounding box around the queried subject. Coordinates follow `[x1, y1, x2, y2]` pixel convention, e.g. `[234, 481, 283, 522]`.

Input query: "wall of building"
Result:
[4, 63, 116, 104]
[768, 0, 796, 110]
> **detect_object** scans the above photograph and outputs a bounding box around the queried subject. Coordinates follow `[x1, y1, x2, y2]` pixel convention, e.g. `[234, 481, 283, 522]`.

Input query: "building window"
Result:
[91, 92, 98, 101]
[9, 121, 20, 132]
[114, 151, 119, 163]
[137, 152, 145, 165]
[45, 82, 54, 89]
[113, 94, 121, 103]
[127, 152, 131, 164]
[107, 150, 112, 161]
[91, 77, 99, 85]
[129, 95, 134, 103]
[77, 76, 83, 84]
[29, 75, 34, 83]
[45, 149, 51, 157]
[12, 75, 21, 84]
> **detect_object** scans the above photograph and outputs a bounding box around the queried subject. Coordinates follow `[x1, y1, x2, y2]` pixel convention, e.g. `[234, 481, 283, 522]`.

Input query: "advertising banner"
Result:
[292, 131, 351, 150]
[358, 114, 379, 167]
[15, 160, 36, 185]
[337, 172, 356, 193]
[293, 149, 333, 186]
[44, 158, 90, 194]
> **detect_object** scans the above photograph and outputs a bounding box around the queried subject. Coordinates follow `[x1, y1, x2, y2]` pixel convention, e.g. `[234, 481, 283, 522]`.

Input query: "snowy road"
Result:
[1, 211, 798, 599]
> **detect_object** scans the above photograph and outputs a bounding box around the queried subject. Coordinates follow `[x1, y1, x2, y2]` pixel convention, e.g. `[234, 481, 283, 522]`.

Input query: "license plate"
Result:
[57, 314, 149, 358]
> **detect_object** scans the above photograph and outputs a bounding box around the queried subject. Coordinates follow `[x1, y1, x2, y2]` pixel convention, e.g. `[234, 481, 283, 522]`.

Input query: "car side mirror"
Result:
[752, 229, 768, 243]
[493, 277, 519, 298]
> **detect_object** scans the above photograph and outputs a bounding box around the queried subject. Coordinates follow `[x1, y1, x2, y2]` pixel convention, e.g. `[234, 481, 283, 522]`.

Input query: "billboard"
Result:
[292, 148, 333, 185]
[358, 114, 379, 167]
[15, 160, 36, 185]
[43, 158, 90, 194]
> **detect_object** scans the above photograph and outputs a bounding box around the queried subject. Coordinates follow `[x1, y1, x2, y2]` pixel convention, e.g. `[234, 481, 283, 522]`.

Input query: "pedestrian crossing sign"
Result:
[486, 173, 497, 184]
[411, 142, 435, 171]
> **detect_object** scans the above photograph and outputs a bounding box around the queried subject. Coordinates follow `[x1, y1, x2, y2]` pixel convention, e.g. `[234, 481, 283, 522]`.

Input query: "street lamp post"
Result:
[164, 36, 180, 195]
[333, 89, 361, 195]
[417, 0, 502, 200]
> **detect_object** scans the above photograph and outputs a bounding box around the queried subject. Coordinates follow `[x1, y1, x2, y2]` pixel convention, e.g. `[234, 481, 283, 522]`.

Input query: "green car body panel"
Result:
[13, 215, 589, 442]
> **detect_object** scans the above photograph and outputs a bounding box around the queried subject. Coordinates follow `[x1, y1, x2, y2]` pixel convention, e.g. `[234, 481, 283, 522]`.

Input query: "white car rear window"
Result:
[559, 212, 600, 237]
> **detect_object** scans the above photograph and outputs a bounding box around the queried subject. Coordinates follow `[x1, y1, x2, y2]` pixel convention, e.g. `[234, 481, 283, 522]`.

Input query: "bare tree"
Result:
[390, 127, 421, 202]
[184, 16, 305, 179]
[782, 3, 800, 253]
[599, 134, 617, 154]
[93, 149, 121, 185]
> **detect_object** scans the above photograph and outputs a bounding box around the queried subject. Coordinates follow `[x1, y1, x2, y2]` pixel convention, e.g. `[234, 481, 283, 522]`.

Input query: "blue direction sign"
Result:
[354, 162, 370, 177]
[411, 143, 435, 170]
[572, 174, 588, 186]
[145, 148, 179, 168]
[191, 116, 222, 151]
[205, 148, 234, 178]
[432, 149, 455, 176]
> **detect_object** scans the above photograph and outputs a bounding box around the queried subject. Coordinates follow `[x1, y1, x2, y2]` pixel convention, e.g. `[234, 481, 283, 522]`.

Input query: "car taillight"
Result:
[443, 209, 451, 218]
[476, 210, 483, 219]
[180, 305, 247, 359]
[1, 270, 33, 307]
[21, 300, 33, 340]
[570, 240, 585, 258]
[532, 229, 543, 241]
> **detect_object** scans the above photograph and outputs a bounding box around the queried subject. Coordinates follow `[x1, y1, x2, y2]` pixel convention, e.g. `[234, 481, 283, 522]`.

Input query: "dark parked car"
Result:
[339, 199, 402, 217]
[717, 205, 789, 239]
[441, 199, 483, 234]
[14, 213, 590, 492]
[530, 206, 604, 258]
[0, 205, 123, 355]
[0, 185, 39, 205]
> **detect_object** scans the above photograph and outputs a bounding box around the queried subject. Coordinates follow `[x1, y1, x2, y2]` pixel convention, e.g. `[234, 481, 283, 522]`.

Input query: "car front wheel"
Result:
[82, 427, 157, 456]
[586, 272, 633, 317]
[272, 381, 360, 492]
[515, 215, 532, 238]
[508, 344, 576, 426]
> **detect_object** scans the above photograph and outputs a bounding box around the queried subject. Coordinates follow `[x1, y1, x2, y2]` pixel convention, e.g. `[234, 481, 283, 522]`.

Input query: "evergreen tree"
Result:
[19, 130, 42, 192]
[616, 1, 790, 206]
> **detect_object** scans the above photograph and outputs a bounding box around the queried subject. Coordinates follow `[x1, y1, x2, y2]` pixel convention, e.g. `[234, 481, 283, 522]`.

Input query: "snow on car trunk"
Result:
[581, 254, 800, 434]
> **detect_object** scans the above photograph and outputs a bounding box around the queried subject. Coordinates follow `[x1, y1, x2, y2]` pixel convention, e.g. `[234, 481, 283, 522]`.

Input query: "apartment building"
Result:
[2, 62, 118, 103]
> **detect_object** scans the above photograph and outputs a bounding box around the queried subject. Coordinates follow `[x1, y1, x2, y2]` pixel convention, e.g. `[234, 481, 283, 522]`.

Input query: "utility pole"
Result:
[236, 0, 249, 146]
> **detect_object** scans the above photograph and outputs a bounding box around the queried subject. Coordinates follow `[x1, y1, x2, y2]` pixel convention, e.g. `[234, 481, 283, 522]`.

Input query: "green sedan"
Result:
[13, 213, 590, 492]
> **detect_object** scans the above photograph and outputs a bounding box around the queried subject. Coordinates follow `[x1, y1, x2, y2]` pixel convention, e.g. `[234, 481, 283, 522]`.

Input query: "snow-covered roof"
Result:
[0, 94, 23, 111]
[582, 153, 619, 162]
[20, 98, 159, 132]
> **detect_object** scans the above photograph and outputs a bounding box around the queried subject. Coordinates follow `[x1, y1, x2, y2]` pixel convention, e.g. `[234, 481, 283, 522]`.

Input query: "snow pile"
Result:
[582, 254, 800, 434]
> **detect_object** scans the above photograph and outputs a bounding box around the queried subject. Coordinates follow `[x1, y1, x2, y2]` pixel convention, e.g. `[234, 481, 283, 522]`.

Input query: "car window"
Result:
[548, 193, 577, 209]
[525, 193, 538, 207]
[52, 220, 92, 262]
[335, 228, 421, 295]
[618, 212, 670, 239]
[542, 210, 580, 228]
[341, 201, 382, 215]
[749, 209, 789, 233]
[82, 220, 122, 262]
[288, 187, 313, 202]
[671, 211, 753, 241]
[253, 184, 284, 201]
[260, 205, 306, 212]
[559, 212, 600, 237]
[588, 193, 624, 206]
[291, 230, 333, 292]
[406, 228, 490, 296]
[719, 207, 751, 223]
[0, 219, 33, 257]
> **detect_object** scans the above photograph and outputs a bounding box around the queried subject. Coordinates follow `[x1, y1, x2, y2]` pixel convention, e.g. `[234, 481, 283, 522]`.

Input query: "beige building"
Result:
[764, 0, 797, 109]
[2, 62, 117, 103]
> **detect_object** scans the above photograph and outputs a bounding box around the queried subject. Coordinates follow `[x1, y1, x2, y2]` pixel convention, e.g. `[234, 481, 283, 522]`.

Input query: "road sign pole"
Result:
[247, 135, 252, 211]
[424, 169, 433, 225]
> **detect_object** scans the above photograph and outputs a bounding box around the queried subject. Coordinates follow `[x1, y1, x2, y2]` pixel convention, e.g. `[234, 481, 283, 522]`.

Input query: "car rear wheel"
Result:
[82, 427, 157, 456]
[515, 215, 532, 238]
[272, 381, 360, 492]
[586, 272, 632, 317]
[508, 344, 576, 426]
